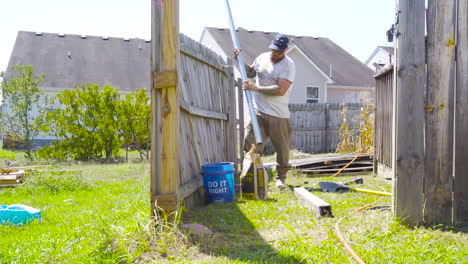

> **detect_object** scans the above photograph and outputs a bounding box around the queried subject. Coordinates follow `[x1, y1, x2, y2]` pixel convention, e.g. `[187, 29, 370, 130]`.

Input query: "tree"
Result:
[0, 64, 48, 160]
[43, 84, 121, 161]
[116, 89, 151, 162]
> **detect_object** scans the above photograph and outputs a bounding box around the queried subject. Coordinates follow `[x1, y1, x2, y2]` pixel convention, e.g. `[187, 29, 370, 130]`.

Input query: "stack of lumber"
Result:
[290, 153, 373, 175]
[0, 167, 32, 187]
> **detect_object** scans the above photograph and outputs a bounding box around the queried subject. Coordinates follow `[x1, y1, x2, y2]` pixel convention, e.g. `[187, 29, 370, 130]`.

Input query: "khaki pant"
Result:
[244, 111, 291, 180]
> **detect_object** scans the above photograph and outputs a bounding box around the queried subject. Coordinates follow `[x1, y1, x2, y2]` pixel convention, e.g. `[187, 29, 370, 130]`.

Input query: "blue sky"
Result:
[0, 0, 395, 74]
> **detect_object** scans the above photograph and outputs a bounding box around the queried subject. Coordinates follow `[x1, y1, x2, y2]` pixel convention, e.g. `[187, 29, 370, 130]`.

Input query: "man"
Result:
[234, 33, 296, 189]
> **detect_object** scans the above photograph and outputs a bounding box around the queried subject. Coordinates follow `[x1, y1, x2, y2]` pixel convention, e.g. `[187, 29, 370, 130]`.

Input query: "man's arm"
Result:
[243, 78, 292, 96]
[233, 48, 256, 78]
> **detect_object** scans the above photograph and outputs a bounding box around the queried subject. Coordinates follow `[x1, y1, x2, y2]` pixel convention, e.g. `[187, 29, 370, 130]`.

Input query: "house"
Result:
[5, 31, 151, 94]
[365, 46, 394, 73]
[200, 27, 375, 105]
[3, 31, 151, 145]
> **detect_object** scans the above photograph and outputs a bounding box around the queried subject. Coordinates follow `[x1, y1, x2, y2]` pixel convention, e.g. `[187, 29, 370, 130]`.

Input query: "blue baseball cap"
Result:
[269, 34, 289, 52]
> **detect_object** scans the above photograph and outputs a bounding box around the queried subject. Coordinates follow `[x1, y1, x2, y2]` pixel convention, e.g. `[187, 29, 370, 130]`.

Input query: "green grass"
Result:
[0, 150, 467, 263]
[0, 149, 17, 162]
[0, 163, 152, 263]
[181, 171, 468, 264]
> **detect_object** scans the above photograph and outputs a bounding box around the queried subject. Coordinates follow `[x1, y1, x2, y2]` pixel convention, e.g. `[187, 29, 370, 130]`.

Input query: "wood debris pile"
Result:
[290, 153, 373, 175]
[0, 167, 35, 188]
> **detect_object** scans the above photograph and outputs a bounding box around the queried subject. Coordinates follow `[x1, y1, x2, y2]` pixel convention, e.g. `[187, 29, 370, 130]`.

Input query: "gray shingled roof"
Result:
[203, 27, 375, 87]
[6, 31, 151, 92]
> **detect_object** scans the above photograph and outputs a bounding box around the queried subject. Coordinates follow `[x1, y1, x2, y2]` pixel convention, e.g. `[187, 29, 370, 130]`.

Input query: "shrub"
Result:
[336, 101, 375, 154]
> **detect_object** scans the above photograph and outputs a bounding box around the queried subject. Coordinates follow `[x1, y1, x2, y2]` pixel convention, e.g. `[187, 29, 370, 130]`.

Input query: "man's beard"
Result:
[270, 54, 285, 64]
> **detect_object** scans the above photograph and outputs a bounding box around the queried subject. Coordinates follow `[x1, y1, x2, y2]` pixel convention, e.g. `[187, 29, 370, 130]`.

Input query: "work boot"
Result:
[275, 179, 286, 189]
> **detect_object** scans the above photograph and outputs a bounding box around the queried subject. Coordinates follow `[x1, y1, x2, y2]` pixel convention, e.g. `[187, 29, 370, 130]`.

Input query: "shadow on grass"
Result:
[428, 223, 468, 234]
[453, 224, 468, 233]
[182, 196, 305, 264]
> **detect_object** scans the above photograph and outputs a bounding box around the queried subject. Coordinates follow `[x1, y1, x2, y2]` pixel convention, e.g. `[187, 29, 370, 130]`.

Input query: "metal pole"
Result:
[224, 0, 262, 145]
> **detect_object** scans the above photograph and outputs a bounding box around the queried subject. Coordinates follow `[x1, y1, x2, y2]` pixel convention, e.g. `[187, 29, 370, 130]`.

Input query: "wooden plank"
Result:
[226, 58, 238, 169]
[0, 171, 22, 185]
[180, 45, 226, 75]
[393, 0, 426, 226]
[150, 0, 163, 214]
[0, 183, 21, 188]
[300, 166, 373, 174]
[179, 100, 228, 120]
[151, 0, 180, 214]
[424, 0, 456, 224]
[375, 66, 394, 171]
[160, 0, 179, 207]
[0, 180, 19, 185]
[178, 112, 201, 201]
[0, 175, 19, 180]
[238, 78, 245, 171]
[0, 166, 39, 173]
[298, 160, 373, 170]
[324, 103, 329, 151]
[178, 177, 203, 200]
[291, 153, 373, 168]
[294, 187, 333, 217]
[295, 159, 373, 168]
[153, 71, 177, 89]
[152, 194, 178, 212]
[454, 0, 468, 224]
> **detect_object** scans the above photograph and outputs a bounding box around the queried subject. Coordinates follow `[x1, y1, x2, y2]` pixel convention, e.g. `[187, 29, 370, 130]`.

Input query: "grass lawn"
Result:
[1, 150, 467, 263]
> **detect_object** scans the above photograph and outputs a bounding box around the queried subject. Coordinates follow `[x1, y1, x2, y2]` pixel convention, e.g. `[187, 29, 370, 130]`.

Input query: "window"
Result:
[306, 87, 319, 103]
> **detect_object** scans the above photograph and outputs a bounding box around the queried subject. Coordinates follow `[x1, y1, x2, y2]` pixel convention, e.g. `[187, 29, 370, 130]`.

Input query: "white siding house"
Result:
[365, 46, 394, 73]
[3, 31, 151, 146]
[200, 27, 375, 116]
[287, 46, 332, 104]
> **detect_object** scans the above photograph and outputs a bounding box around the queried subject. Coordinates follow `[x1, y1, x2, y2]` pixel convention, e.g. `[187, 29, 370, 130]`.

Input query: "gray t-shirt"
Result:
[252, 52, 296, 118]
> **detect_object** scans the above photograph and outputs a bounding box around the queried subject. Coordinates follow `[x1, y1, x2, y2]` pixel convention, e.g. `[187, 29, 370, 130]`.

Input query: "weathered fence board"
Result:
[278, 103, 363, 153]
[225, 58, 237, 170]
[374, 66, 393, 177]
[424, 0, 456, 224]
[237, 78, 245, 170]
[382, 0, 468, 225]
[177, 34, 236, 207]
[393, 0, 426, 226]
[150, 0, 163, 213]
[454, 0, 468, 223]
[152, 2, 237, 212]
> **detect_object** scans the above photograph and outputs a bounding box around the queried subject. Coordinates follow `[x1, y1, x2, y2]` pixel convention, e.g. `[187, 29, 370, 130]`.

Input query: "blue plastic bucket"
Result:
[0, 204, 42, 226]
[201, 162, 235, 203]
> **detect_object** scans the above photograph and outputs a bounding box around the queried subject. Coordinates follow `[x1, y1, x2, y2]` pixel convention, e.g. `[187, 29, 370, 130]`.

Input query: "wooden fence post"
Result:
[425, 0, 456, 224]
[324, 103, 329, 152]
[454, 0, 468, 223]
[238, 78, 244, 170]
[393, 0, 426, 226]
[225, 58, 237, 168]
[151, 0, 180, 214]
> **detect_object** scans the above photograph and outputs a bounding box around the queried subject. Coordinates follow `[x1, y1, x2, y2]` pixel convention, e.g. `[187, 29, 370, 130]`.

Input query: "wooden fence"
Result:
[257, 103, 364, 154]
[289, 103, 363, 152]
[151, 0, 236, 212]
[374, 66, 393, 178]
[392, 0, 468, 225]
[177, 35, 236, 209]
[237, 99, 366, 156]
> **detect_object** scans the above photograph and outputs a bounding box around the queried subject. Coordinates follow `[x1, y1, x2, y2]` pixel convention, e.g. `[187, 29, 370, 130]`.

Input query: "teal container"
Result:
[201, 162, 235, 203]
[0, 204, 42, 226]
